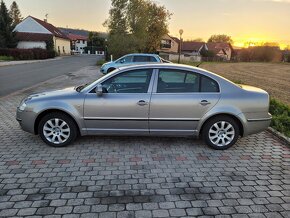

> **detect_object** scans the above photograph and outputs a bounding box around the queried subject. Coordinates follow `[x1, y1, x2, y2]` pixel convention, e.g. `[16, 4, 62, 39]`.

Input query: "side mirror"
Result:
[120, 59, 125, 64]
[95, 84, 103, 96]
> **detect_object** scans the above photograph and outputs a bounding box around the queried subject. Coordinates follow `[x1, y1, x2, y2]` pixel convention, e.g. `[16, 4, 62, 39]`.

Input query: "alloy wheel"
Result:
[43, 118, 70, 144]
[208, 121, 235, 147]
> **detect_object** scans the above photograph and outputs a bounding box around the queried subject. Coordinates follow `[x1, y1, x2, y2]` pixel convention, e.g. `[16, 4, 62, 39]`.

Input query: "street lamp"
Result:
[178, 29, 184, 64]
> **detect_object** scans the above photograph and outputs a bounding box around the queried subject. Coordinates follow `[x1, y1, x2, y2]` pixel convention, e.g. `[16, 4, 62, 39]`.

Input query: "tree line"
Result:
[0, 0, 22, 48]
[104, 0, 171, 58]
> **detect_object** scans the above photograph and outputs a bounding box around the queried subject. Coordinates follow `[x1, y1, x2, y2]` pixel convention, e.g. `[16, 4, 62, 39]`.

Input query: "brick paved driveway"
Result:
[0, 66, 290, 218]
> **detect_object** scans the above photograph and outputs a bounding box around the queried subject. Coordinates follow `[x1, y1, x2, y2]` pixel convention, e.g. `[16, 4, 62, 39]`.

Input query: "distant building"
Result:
[14, 16, 71, 55]
[67, 33, 88, 54]
[204, 42, 234, 61]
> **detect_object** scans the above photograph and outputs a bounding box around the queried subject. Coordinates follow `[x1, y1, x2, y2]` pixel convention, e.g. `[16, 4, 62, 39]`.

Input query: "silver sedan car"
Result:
[16, 64, 272, 150]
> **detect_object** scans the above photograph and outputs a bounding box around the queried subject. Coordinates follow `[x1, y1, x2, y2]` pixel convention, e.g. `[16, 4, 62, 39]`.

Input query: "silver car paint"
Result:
[17, 63, 271, 138]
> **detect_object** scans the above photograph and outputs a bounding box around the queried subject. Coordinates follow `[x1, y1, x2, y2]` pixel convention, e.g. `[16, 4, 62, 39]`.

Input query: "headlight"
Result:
[19, 101, 27, 111]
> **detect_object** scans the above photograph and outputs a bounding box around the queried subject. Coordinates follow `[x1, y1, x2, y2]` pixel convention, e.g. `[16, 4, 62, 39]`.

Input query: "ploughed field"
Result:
[200, 62, 290, 105]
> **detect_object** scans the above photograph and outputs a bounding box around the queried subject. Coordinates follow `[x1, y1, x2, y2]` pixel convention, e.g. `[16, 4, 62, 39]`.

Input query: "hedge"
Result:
[0, 48, 56, 60]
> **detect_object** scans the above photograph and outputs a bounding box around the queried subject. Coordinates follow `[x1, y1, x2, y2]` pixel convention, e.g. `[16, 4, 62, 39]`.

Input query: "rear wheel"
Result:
[202, 116, 240, 150]
[38, 112, 77, 147]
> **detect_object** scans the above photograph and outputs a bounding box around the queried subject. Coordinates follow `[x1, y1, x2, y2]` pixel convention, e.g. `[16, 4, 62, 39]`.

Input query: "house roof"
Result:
[67, 33, 88, 41]
[16, 32, 53, 41]
[206, 42, 233, 53]
[181, 41, 205, 52]
[28, 16, 69, 39]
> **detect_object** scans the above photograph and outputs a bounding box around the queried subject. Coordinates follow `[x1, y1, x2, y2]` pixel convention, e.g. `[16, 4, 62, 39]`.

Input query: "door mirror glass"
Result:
[120, 59, 125, 63]
[95, 84, 103, 96]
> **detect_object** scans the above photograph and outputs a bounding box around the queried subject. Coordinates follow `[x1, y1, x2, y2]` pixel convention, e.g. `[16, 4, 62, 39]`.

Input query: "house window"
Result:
[58, 46, 60, 53]
[83, 40, 85, 44]
[161, 39, 172, 49]
[63, 46, 65, 53]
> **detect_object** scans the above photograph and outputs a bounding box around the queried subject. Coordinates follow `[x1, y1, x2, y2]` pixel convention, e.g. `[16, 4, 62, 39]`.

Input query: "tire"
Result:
[107, 68, 115, 73]
[202, 115, 240, 150]
[38, 112, 78, 147]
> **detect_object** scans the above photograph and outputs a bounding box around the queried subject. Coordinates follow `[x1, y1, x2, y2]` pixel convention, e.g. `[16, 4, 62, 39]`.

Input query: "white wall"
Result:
[14, 17, 51, 34]
[75, 40, 87, 54]
[17, 41, 46, 49]
[168, 53, 202, 62]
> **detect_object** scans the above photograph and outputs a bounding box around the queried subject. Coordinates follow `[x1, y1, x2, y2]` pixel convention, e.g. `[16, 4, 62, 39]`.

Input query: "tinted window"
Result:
[134, 56, 150, 62]
[157, 70, 200, 93]
[201, 76, 219, 92]
[116, 55, 133, 63]
[149, 56, 158, 62]
[102, 69, 152, 93]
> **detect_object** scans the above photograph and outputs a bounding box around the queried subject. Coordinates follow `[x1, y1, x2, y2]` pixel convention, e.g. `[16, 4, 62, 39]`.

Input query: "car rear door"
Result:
[149, 68, 221, 136]
[83, 69, 154, 135]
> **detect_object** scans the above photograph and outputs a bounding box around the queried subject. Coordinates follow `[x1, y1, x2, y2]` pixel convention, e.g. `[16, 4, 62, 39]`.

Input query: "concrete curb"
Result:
[267, 127, 290, 146]
[0, 56, 63, 67]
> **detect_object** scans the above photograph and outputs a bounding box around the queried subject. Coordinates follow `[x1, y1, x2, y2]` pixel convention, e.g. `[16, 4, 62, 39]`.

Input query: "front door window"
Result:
[102, 69, 153, 93]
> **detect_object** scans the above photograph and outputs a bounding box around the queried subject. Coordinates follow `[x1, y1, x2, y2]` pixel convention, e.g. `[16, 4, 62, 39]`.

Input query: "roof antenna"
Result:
[196, 62, 203, 67]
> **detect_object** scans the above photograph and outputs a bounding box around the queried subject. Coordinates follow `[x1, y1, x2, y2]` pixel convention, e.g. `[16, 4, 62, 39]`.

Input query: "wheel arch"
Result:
[34, 109, 81, 135]
[199, 113, 244, 137]
[107, 67, 116, 73]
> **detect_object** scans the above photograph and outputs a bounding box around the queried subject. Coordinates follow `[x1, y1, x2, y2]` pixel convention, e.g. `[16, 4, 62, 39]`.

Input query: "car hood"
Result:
[27, 87, 77, 101]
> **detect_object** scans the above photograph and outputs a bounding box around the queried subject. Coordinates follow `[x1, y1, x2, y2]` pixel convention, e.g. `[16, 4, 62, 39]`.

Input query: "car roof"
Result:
[125, 53, 159, 57]
[118, 63, 200, 71]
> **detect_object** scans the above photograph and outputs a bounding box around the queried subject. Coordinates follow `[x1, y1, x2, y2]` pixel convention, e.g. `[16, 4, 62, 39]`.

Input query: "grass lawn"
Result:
[0, 55, 14, 61]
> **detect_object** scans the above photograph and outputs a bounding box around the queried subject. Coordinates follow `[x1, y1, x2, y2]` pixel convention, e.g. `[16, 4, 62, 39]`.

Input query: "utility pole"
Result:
[178, 29, 183, 64]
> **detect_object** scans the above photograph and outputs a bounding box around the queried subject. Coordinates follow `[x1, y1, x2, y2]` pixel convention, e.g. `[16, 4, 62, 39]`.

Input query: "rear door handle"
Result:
[137, 100, 148, 106]
[200, 100, 211, 106]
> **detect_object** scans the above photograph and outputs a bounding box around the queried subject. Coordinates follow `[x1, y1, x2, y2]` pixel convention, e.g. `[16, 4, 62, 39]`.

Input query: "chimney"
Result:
[44, 19, 47, 23]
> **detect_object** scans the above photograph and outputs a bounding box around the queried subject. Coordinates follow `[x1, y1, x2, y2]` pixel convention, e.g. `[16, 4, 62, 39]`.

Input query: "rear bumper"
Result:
[240, 113, 272, 136]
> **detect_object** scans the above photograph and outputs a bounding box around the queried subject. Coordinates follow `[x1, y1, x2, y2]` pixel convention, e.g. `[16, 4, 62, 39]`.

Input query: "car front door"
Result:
[84, 69, 154, 135]
[149, 69, 221, 136]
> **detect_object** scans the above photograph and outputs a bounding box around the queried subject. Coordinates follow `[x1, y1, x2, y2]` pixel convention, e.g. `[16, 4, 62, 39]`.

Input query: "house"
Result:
[205, 42, 234, 61]
[180, 41, 205, 62]
[67, 33, 88, 54]
[14, 16, 71, 55]
[158, 34, 179, 53]
[181, 41, 205, 55]
[157, 34, 180, 60]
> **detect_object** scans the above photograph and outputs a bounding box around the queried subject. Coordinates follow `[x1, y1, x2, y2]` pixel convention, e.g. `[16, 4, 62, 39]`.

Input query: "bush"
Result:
[269, 98, 290, 137]
[96, 59, 106, 66]
[0, 48, 56, 60]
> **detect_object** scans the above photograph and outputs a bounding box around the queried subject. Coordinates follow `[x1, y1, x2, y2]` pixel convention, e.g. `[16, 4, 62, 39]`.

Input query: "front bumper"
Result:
[16, 107, 36, 134]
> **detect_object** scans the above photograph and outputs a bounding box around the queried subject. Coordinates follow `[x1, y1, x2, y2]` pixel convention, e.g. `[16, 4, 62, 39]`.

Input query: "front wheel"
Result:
[38, 112, 78, 147]
[202, 116, 240, 150]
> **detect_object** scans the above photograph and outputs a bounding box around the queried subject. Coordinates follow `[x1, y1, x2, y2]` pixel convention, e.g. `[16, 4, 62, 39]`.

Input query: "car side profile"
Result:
[17, 64, 272, 150]
[100, 53, 169, 74]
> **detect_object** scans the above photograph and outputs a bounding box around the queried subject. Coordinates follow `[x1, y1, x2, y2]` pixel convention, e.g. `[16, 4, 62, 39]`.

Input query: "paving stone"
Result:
[17, 208, 37, 216]
[0, 66, 289, 217]
[152, 209, 170, 217]
[135, 210, 152, 218]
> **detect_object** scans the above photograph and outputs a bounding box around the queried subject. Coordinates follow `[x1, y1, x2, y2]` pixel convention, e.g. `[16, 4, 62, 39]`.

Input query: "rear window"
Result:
[201, 76, 219, 92]
[134, 56, 150, 62]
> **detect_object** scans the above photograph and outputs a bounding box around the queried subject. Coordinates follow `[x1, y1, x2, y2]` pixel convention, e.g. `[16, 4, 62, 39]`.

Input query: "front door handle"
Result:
[137, 100, 148, 106]
[200, 100, 211, 106]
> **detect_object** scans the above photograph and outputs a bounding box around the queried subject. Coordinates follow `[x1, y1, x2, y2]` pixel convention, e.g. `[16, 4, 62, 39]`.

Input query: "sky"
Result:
[4, 0, 290, 48]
